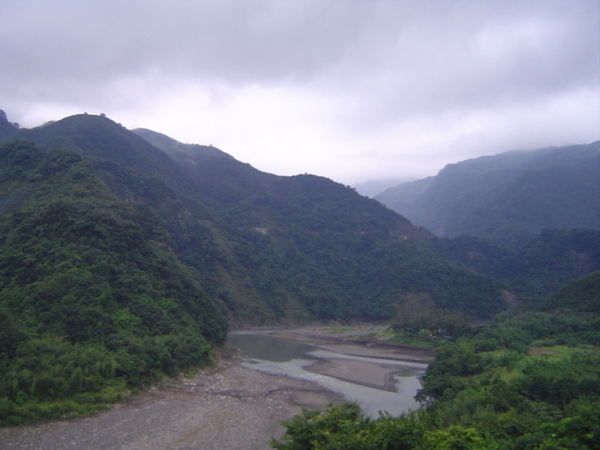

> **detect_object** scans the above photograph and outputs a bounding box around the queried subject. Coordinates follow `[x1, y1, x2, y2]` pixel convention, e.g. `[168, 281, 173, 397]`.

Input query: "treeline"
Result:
[0, 141, 228, 425]
[273, 280, 600, 449]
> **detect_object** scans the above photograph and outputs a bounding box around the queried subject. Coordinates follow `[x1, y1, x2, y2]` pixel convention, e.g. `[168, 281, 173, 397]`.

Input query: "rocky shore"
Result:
[0, 356, 342, 450]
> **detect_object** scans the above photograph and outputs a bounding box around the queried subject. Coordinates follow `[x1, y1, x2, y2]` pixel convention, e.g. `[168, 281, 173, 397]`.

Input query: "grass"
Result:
[318, 325, 386, 333]
[490, 345, 598, 383]
[307, 325, 437, 347]
[386, 335, 437, 348]
[527, 344, 596, 360]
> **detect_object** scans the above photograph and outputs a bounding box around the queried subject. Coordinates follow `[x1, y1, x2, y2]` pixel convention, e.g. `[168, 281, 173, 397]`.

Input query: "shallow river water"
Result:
[228, 331, 427, 417]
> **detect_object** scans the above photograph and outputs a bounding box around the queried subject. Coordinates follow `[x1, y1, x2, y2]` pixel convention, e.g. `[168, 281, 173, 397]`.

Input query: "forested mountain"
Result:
[132, 127, 279, 212]
[540, 269, 600, 313]
[132, 128, 235, 167]
[0, 139, 228, 424]
[0, 111, 19, 139]
[1, 112, 509, 323]
[376, 142, 600, 249]
[434, 228, 600, 304]
[1, 110, 596, 425]
[352, 177, 411, 198]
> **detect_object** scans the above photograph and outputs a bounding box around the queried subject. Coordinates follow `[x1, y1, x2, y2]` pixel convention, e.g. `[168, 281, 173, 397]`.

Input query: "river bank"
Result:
[0, 325, 433, 449]
[264, 325, 435, 364]
[238, 325, 434, 395]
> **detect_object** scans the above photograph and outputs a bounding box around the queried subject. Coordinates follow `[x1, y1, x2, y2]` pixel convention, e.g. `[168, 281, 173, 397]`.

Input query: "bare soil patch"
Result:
[528, 347, 561, 356]
[266, 325, 435, 363]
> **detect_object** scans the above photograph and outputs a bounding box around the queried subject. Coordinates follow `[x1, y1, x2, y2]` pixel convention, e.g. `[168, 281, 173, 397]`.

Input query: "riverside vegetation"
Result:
[273, 272, 600, 449]
[0, 111, 598, 445]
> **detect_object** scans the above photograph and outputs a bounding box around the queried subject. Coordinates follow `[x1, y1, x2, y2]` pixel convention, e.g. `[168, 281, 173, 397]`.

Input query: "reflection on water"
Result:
[228, 332, 426, 417]
[230, 332, 319, 362]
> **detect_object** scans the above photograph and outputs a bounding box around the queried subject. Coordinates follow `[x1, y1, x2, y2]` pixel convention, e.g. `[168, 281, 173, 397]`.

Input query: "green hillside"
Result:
[0, 140, 227, 425]
[540, 269, 600, 313]
[376, 143, 600, 249]
[434, 228, 600, 304]
[132, 127, 506, 321]
[0, 113, 508, 324]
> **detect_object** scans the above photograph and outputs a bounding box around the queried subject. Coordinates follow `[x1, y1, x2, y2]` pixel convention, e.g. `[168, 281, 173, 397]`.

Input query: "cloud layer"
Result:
[2, 0, 599, 184]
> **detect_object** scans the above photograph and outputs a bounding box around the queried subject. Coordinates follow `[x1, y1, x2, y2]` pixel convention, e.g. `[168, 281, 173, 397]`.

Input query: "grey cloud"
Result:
[2, 1, 361, 87]
[3, 1, 596, 97]
[318, 1, 599, 130]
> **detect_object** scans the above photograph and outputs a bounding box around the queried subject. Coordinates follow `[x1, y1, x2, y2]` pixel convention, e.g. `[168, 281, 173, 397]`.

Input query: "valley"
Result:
[0, 109, 598, 448]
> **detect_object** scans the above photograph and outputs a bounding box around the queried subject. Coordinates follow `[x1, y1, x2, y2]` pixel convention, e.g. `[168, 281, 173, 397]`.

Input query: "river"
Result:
[228, 331, 428, 417]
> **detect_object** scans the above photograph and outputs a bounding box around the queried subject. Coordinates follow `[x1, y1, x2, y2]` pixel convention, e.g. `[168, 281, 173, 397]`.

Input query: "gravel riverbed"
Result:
[0, 356, 344, 450]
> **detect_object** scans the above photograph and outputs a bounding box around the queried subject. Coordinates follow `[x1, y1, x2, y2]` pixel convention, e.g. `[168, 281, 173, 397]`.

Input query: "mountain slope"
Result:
[539, 269, 600, 313]
[132, 128, 234, 166]
[434, 228, 600, 304]
[0, 112, 508, 325]
[131, 125, 509, 321]
[376, 142, 600, 248]
[0, 139, 228, 424]
[132, 127, 278, 210]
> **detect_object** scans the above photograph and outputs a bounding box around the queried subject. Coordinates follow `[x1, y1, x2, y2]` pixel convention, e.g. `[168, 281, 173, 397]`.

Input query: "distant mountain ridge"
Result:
[132, 128, 234, 166]
[352, 177, 413, 198]
[376, 142, 600, 248]
[132, 128, 279, 212]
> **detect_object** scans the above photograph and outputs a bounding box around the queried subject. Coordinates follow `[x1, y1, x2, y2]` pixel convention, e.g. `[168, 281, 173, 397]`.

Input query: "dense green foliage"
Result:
[130, 124, 507, 321]
[391, 309, 473, 339]
[542, 270, 600, 313]
[434, 229, 600, 304]
[203, 173, 506, 320]
[376, 142, 600, 249]
[0, 140, 227, 425]
[274, 305, 600, 449]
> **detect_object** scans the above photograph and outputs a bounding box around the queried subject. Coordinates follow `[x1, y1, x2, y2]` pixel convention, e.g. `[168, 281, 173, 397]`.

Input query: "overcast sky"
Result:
[1, 0, 599, 185]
